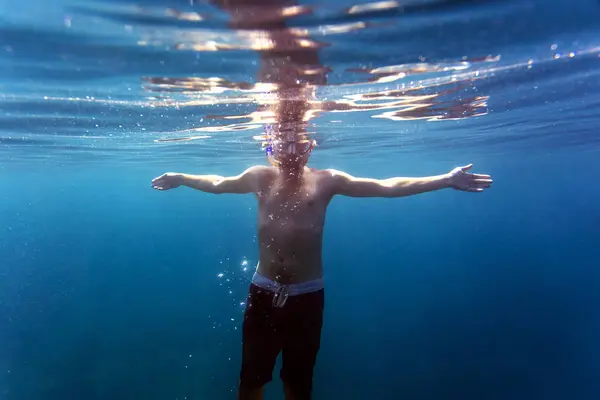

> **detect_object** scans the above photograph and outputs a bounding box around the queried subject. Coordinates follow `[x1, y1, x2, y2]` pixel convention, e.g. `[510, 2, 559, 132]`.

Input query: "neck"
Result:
[280, 165, 304, 181]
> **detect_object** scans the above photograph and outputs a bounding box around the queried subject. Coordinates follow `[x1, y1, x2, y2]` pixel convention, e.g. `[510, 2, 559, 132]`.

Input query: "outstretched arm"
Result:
[329, 164, 492, 198]
[151, 165, 270, 194]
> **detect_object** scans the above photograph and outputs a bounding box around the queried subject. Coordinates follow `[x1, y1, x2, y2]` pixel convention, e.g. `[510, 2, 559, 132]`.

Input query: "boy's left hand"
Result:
[447, 164, 493, 192]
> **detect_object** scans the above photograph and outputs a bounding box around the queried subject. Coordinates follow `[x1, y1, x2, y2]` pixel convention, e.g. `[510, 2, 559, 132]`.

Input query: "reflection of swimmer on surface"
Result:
[151, 1, 494, 400]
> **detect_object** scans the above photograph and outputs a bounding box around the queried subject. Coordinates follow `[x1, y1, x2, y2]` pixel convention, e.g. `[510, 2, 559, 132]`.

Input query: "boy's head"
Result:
[263, 125, 316, 169]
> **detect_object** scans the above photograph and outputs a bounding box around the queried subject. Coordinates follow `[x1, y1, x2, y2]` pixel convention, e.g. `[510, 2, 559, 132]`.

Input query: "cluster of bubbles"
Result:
[202, 256, 254, 346]
[216, 256, 253, 314]
[177, 257, 254, 398]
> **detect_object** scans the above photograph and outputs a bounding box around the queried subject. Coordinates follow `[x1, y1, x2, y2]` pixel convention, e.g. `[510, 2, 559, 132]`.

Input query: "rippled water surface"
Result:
[2, 0, 600, 166]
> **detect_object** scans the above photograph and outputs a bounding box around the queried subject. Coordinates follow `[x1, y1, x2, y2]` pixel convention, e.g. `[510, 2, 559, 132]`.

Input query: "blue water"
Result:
[2, 0, 600, 399]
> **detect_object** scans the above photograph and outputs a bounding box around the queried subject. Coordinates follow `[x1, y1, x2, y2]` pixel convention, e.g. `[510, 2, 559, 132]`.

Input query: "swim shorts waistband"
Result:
[251, 272, 324, 296]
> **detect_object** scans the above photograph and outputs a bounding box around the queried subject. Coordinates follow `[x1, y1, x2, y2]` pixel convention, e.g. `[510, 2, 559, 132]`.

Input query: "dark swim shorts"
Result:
[239, 282, 325, 399]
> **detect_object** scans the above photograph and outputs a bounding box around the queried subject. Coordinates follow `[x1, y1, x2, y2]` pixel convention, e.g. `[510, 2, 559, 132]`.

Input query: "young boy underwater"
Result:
[151, 128, 493, 400]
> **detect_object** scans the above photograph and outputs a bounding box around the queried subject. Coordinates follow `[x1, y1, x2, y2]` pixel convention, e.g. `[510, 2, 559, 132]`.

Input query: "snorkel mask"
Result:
[263, 124, 316, 163]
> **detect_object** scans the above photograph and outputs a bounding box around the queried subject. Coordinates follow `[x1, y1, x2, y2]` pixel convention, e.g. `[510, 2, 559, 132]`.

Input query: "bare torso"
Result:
[255, 167, 334, 284]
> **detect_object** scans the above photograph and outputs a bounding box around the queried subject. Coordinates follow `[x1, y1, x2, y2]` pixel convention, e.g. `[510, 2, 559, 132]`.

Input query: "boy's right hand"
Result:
[151, 173, 183, 191]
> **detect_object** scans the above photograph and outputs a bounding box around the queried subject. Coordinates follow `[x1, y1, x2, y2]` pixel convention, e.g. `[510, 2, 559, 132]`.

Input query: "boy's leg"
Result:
[280, 290, 325, 400]
[239, 284, 283, 399]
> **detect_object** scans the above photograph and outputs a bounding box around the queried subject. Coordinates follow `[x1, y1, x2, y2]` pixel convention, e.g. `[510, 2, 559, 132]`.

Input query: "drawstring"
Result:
[272, 286, 289, 308]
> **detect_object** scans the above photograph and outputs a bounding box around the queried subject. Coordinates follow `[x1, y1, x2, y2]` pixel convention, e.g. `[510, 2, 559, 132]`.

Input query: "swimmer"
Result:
[151, 1, 492, 398]
[151, 132, 493, 399]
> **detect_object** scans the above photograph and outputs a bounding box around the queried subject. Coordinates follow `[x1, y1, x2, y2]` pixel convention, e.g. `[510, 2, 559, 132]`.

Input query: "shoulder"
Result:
[242, 165, 276, 189]
[323, 168, 351, 178]
[243, 165, 275, 177]
[317, 168, 353, 183]
[312, 168, 353, 191]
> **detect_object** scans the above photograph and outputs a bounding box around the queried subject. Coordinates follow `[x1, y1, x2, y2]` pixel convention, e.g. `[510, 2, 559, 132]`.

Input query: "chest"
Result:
[258, 177, 324, 214]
